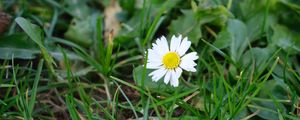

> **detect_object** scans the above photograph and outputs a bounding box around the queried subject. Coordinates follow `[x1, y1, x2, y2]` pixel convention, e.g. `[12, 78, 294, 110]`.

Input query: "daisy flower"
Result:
[146, 35, 198, 87]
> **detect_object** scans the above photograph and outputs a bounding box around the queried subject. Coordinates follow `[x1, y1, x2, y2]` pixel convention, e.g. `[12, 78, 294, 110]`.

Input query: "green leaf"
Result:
[0, 34, 81, 60]
[213, 19, 248, 63]
[239, 0, 276, 19]
[215, 19, 248, 63]
[15, 17, 44, 47]
[249, 79, 289, 120]
[15, 17, 57, 76]
[0, 84, 15, 88]
[143, 0, 179, 45]
[242, 47, 272, 73]
[245, 12, 276, 41]
[64, 0, 91, 19]
[65, 95, 80, 120]
[272, 61, 300, 95]
[49, 50, 82, 61]
[119, 0, 135, 14]
[233, 109, 250, 120]
[168, 10, 201, 45]
[213, 30, 231, 49]
[169, 5, 231, 45]
[28, 59, 43, 115]
[64, 17, 93, 47]
[196, 5, 231, 26]
[0, 34, 39, 59]
[228, 19, 248, 63]
[271, 24, 300, 54]
[277, 0, 300, 31]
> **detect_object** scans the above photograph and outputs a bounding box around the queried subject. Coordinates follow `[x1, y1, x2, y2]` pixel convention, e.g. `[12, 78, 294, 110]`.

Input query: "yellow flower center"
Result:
[162, 52, 180, 69]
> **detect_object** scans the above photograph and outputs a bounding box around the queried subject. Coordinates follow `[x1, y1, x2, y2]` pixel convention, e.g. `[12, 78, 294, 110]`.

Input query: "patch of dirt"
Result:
[0, 11, 11, 34]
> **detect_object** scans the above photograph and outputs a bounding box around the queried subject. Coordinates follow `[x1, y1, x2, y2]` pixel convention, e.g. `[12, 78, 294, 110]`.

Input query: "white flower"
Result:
[146, 35, 198, 87]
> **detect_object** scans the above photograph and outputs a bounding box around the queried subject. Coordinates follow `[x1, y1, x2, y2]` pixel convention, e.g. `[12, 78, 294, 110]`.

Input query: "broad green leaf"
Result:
[114, 11, 141, 47]
[64, 0, 91, 19]
[227, 19, 248, 63]
[271, 24, 300, 54]
[64, 17, 93, 47]
[249, 79, 289, 120]
[168, 10, 201, 45]
[0, 48, 37, 59]
[196, 6, 231, 26]
[0, 34, 81, 60]
[213, 19, 248, 63]
[15, 17, 44, 47]
[15, 17, 55, 66]
[213, 30, 231, 49]
[233, 109, 250, 120]
[239, 0, 277, 19]
[272, 61, 300, 95]
[0, 34, 39, 59]
[245, 12, 277, 41]
[238, 0, 267, 41]
[242, 47, 272, 73]
[273, 0, 300, 31]
[169, 5, 230, 45]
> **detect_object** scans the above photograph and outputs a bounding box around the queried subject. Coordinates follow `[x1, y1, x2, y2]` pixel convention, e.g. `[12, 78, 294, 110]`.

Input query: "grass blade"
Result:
[28, 59, 44, 115]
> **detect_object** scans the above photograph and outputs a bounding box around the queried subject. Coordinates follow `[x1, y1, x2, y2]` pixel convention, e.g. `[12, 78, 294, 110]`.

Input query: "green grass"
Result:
[1, 0, 300, 119]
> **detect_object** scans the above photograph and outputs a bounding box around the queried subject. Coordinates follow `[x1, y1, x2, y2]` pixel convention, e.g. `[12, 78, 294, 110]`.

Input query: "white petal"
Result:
[147, 49, 157, 59]
[189, 68, 196, 72]
[160, 36, 169, 54]
[148, 49, 162, 63]
[181, 52, 198, 61]
[149, 67, 167, 82]
[152, 42, 164, 57]
[171, 68, 182, 87]
[177, 37, 191, 56]
[170, 35, 182, 52]
[180, 59, 197, 72]
[181, 66, 196, 72]
[180, 65, 196, 72]
[180, 52, 198, 72]
[170, 69, 181, 87]
[170, 35, 176, 51]
[164, 70, 172, 84]
[175, 68, 183, 78]
[146, 62, 162, 69]
[147, 59, 162, 64]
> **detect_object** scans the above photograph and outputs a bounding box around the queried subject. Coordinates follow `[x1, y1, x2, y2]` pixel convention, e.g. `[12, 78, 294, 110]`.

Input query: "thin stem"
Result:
[99, 74, 112, 105]
[226, 0, 233, 10]
[181, 77, 198, 88]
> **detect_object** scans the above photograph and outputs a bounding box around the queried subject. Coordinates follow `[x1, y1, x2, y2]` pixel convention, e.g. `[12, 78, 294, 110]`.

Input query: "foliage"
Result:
[0, 0, 300, 119]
